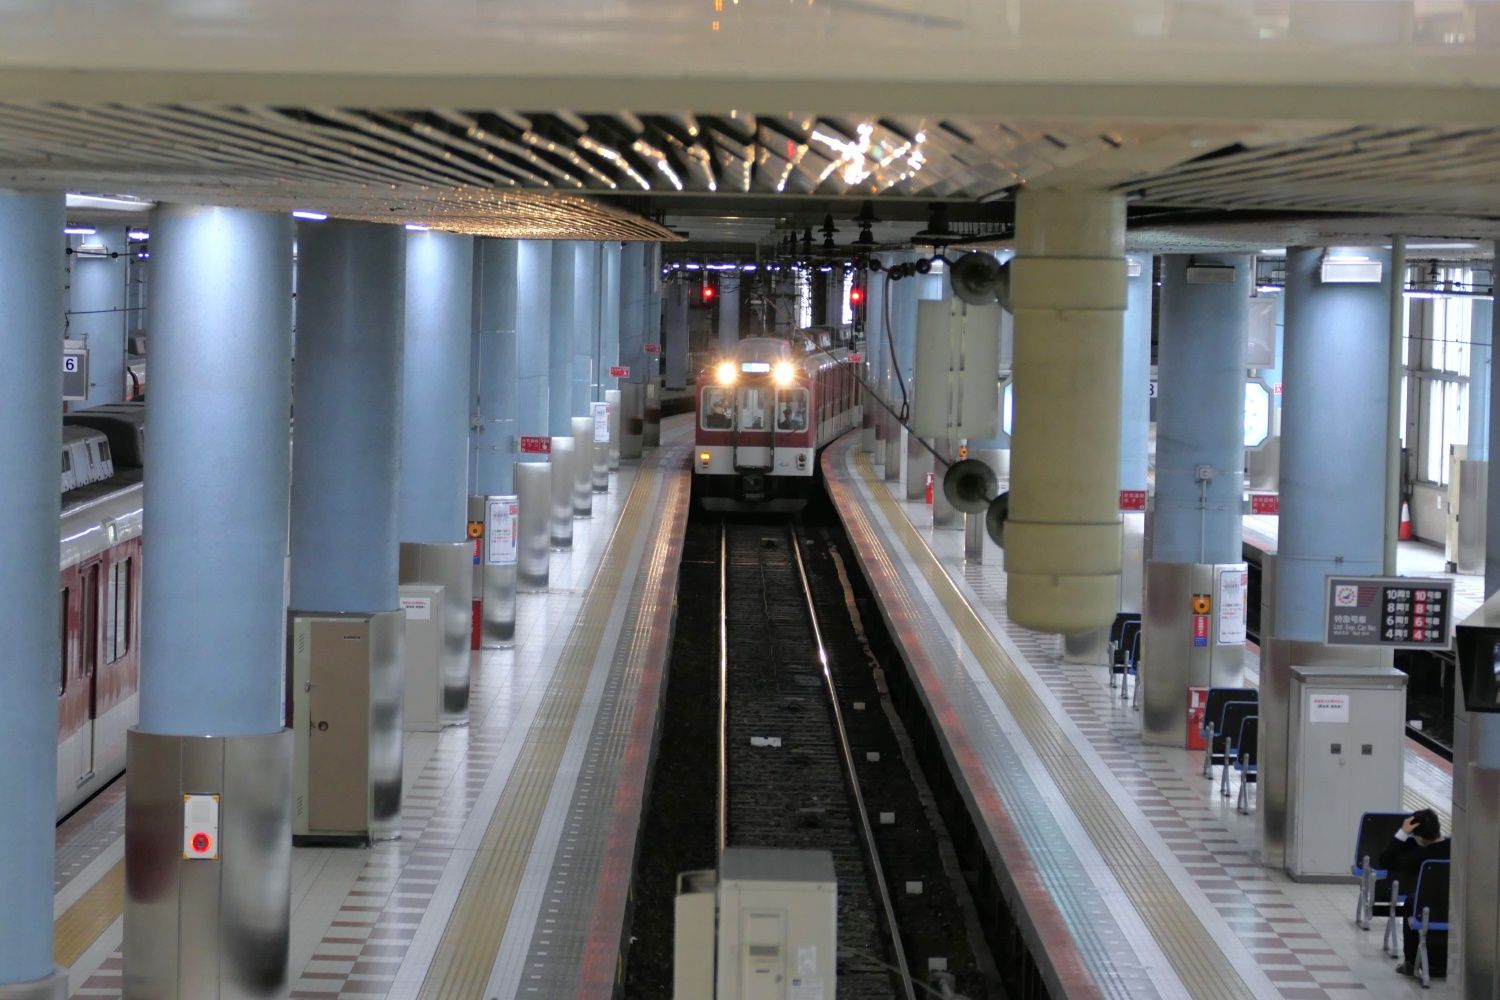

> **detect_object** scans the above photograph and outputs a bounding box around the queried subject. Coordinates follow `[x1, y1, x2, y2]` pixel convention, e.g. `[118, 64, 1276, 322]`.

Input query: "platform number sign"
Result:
[62, 347, 89, 401]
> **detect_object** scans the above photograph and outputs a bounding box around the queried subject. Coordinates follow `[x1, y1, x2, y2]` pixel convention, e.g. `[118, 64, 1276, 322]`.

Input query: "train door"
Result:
[78, 559, 101, 785]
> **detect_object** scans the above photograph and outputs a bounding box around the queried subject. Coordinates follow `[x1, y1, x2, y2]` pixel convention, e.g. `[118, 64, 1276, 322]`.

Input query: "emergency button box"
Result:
[182, 793, 221, 860]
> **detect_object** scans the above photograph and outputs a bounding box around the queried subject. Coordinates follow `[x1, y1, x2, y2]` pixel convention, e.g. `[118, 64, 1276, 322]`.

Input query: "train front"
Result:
[693, 337, 816, 512]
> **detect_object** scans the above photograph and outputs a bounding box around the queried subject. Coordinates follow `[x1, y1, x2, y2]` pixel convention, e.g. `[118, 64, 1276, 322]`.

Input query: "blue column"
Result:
[0, 190, 65, 992]
[473, 239, 520, 496]
[290, 221, 405, 614]
[664, 279, 690, 390]
[1470, 299, 1492, 462]
[619, 243, 646, 381]
[894, 260, 919, 403]
[141, 205, 293, 734]
[572, 242, 599, 413]
[517, 240, 553, 459]
[549, 240, 578, 435]
[401, 230, 473, 542]
[1153, 255, 1250, 564]
[68, 225, 129, 406]
[598, 242, 621, 397]
[718, 271, 741, 351]
[1121, 255, 1154, 495]
[1275, 247, 1391, 640]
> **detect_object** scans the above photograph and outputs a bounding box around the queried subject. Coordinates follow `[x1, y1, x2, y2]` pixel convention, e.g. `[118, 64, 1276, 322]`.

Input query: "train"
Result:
[56, 403, 145, 818]
[692, 332, 862, 511]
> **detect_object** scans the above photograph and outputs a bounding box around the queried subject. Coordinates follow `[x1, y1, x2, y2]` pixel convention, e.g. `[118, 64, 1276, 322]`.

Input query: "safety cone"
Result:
[1398, 499, 1413, 541]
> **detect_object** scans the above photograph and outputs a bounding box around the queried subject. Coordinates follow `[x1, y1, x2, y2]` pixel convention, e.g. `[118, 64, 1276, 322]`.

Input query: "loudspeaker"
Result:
[942, 458, 999, 514]
[949, 252, 1010, 309]
[985, 492, 1010, 548]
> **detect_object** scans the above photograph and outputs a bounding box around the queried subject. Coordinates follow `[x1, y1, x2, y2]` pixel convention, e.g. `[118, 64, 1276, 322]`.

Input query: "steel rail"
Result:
[716, 518, 729, 861]
[786, 524, 918, 1000]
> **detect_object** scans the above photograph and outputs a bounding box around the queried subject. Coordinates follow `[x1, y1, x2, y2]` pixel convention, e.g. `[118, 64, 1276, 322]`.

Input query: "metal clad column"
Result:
[399, 229, 474, 721]
[471, 239, 522, 642]
[290, 219, 406, 840]
[1141, 254, 1250, 744]
[618, 242, 646, 459]
[572, 242, 599, 418]
[1119, 254, 1154, 613]
[643, 244, 664, 447]
[550, 241, 578, 436]
[600, 242, 623, 473]
[1007, 188, 1127, 633]
[1262, 246, 1393, 866]
[125, 204, 294, 1000]
[0, 190, 66, 999]
[665, 278, 690, 391]
[68, 225, 129, 406]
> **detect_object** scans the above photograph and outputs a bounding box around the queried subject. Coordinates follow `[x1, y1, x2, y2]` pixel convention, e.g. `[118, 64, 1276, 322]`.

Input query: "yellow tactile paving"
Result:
[852, 451, 1260, 1000]
[417, 457, 660, 999]
[54, 859, 124, 968]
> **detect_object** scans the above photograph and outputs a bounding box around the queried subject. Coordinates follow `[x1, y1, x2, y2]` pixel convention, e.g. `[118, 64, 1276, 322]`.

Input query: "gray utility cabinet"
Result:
[1286, 665, 1406, 879]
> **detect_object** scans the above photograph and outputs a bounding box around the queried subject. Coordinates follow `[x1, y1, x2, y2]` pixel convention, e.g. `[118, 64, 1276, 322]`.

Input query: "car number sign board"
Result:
[1325, 575, 1454, 649]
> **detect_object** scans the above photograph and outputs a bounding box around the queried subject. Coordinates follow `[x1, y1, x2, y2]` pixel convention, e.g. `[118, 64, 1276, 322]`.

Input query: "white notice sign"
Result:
[592, 401, 611, 443]
[400, 596, 432, 621]
[486, 496, 519, 566]
[1216, 567, 1248, 646]
[1309, 693, 1350, 724]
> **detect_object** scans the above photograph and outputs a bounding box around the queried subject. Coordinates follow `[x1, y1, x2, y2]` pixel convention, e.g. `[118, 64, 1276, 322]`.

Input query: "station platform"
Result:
[824, 435, 1456, 1000]
[54, 414, 694, 1000]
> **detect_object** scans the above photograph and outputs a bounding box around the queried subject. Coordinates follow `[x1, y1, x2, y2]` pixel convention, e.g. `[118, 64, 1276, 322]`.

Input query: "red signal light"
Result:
[850, 286, 864, 306]
[702, 284, 716, 302]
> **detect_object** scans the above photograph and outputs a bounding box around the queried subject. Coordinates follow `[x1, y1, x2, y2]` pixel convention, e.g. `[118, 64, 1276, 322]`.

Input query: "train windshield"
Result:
[775, 389, 809, 431]
[737, 387, 769, 430]
[701, 387, 735, 430]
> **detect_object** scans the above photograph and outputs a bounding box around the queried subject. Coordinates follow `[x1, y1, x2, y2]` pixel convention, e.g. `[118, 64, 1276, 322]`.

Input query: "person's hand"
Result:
[1401, 816, 1419, 835]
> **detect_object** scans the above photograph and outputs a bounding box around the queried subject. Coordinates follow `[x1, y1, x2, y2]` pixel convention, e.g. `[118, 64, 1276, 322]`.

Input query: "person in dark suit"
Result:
[1378, 808, 1451, 977]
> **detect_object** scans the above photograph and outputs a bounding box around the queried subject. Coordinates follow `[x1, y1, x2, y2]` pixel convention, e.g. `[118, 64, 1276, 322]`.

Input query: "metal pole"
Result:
[1384, 234, 1406, 575]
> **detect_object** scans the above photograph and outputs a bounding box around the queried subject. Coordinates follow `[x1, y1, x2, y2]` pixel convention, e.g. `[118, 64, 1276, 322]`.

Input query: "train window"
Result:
[775, 389, 809, 432]
[701, 388, 735, 430]
[737, 387, 768, 430]
[97, 440, 111, 463]
[62, 451, 71, 473]
[59, 587, 69, 696]
[106, 557, 132, 663]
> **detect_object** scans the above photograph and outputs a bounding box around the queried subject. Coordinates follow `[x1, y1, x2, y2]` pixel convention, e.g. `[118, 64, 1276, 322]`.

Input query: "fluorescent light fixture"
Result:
[63, 226, 96, 236]
[684, 262, 701, 270]
[137, 252, 150, 260]
[1320, 256, 1383, 284]
[291, 210, 328, 222]
[127, 230, 149, 241]
[1404, 289, 1494, 301]
[741, 264, 758, 272]
[1256, 284, 1284, 294]
[65, 193, 153, 212]
[1403, 242, 1478, 251]
[404, 223, 429, 231]
[1126, 258, 1144, 278]
[75, 241, 109, 256]
[1260, 248, 1287, 255]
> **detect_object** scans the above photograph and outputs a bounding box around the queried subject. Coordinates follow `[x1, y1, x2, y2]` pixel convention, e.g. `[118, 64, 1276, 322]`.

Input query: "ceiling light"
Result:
[404, 223, 429, 231]
[127, 230, 149, 241]
[63, 226, 96, 236]
[292, 210, 328, 221]
[65, 194, 153, 212]
[1320, 256, 1383, 284]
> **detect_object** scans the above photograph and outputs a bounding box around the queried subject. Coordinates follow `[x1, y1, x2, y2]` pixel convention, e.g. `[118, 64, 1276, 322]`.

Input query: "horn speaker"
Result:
[985, 492, 1010, 549]
[942, 458, 999, 514]
[949, 252, 1011, 310]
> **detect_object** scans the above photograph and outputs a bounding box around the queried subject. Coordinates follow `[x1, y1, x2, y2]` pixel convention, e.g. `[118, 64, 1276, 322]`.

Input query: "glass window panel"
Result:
[775, 389, 810, 431]
[1426, 378, 1445, 484]
[738, 386, 769, 430]
[701, 387, 735, 429]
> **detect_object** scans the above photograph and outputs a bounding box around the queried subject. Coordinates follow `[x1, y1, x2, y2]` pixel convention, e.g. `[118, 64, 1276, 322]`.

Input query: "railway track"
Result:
[717, 519, 916, 1000]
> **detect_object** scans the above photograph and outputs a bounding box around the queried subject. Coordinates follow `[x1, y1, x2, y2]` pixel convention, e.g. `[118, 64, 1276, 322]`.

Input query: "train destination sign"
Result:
[1324, 575, 1454, 650]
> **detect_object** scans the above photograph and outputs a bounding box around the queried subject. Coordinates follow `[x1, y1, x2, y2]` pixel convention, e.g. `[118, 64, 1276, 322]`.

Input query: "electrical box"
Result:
[674, 870, 717, 999]
[400, 583, 445, 732]
[1286, 666, 1406, 879]
[715, 848, 837, 1000]
[912, 299, 1001, 439]
[182, 794, 220, 860]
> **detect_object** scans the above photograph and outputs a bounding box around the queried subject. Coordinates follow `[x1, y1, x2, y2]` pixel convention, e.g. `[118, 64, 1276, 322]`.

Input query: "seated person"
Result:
[1379, 808, 1451, 978]
[777, 404, 796, 430]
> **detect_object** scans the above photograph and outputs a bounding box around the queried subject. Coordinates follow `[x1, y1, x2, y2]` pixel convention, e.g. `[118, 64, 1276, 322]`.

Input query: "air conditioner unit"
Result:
[1320, 257, 1384, 284]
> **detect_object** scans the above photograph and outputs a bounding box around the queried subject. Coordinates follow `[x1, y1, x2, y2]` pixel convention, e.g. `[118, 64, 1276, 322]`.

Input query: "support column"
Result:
[0, 190, 67, 1000]
[399, 229, 474, 724]
[861, 261, 884, 456]
[643, 244, 664, 447]
[289, 220, 406, 842]
[1119, 254, 1154, 614]
[964, 253, 1016, 564]
[1262, 246, 1396, 869]
[894, 263, 926, 498]
[719, 271, 741, 351]
[664, 279, 690, 391]
[550, 240, 578, 437]
[618, 242, 646, 460]
[471, 239, 523, 635]
[1140, 255, 1251, 744]
[572, 242, 599, 419]
[124, 205, 294, 1000]
[68, 225, 129, 407]
[600, 242, 623, 474]
[1007, 188, 1127, 633]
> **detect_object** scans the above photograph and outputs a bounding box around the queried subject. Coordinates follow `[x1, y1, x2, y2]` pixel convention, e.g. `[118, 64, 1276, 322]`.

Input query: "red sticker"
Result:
[1250, 493, 1279, 515]
[609, 366, 630, 378]
[644, 343, 662, 354]
[519, 436, 552, 454]
[1118, 489, 1147, 511]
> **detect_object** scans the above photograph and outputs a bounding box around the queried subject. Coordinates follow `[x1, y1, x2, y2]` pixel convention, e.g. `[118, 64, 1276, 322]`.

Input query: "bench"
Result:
[1201, 688, 1256, 779]
[1408, 859, 1451, 987]
[1350, 812, 1408, 931]
[1108, 614, 1140, 691]
[1232, 715, 1258, 814]
[1214, 699, 1258, 799]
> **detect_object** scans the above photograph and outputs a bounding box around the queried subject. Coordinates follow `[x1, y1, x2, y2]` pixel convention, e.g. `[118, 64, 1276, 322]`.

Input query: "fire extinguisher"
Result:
[925, 471, 934, 505]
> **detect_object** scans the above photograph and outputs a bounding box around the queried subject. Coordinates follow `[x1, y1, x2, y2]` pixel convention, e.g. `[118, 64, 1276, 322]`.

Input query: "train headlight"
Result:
[715, 361, 737, 386]
[699, 451, 712, 465]
[772, 361, 795, 386]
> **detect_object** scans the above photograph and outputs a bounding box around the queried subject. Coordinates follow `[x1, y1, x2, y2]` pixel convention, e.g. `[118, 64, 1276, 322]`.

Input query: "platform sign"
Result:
[1250, 493, 1280, 515]
[848, 352, 863, 363]
[644, 343, 662, 354]
[485, 496, 518, 567]
[1325, 575, 1454, 649]
[1119, 489, 1147, 511]
[592, 401, 611, 443]
[609, 365, 630, 378]
[63, 346, 89, 401]
[518, 435, 551, 455]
